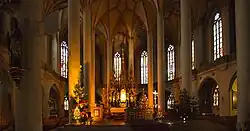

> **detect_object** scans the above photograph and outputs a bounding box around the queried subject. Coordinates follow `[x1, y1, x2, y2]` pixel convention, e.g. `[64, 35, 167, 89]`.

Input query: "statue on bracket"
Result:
[8, 16, 22, 68]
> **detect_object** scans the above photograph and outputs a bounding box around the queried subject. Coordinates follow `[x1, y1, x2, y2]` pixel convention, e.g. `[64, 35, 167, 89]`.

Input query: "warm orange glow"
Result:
[120, 89, 126, 102]
[68, 65, 81, 98]
[94, 109, 100, 117]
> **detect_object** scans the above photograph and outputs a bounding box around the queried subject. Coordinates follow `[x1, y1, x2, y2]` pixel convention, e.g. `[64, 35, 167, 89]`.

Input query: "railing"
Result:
[124, 108, 153, 122]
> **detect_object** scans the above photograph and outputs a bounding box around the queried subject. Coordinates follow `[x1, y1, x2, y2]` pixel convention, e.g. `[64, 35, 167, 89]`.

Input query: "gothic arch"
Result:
[198, 77, 219, 114]
[229, 72, 237, 116]
[229, 72, 237, 91]
[48, 84, 60, 116]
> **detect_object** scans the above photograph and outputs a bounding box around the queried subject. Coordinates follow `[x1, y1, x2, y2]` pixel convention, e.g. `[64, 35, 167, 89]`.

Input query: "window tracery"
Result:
[140, 51, 148, 84]
[213, 13, 223, 60]
[213, 85, 219, 106]
[60, 41, 68, 78]
[114, 52, 121, 80]
[168, 45, 175, 80]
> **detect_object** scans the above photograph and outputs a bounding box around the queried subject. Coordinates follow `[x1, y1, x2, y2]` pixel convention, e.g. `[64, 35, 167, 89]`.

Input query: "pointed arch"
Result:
[167, 45, 175, 80]
[140, 51, 148, 84]
[60, 41, 68, 78]
[213, 12, 223, 60]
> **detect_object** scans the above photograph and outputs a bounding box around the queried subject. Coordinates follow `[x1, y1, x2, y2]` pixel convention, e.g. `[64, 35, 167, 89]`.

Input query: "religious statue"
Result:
[8, 17, 22, 68]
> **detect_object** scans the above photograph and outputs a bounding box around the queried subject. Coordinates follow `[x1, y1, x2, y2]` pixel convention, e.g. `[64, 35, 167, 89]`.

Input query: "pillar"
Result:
[89, 28, 95, 115]
[106, 38, 112, 106]
[180, 0, 192, 92]
[157, 12, 165, 112]
[83, 7, 93, 113]
[147, 32, 154, 109]
[14, 1, 44, 130]
[128, 37, 135, 76]
[68, 0, 80, 123]
[235, 0, 250, 130]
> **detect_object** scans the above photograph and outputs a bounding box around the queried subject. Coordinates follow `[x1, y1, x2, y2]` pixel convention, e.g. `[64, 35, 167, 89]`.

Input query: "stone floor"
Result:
[166, 120, 229, 131]
[54, 119, 230, 131]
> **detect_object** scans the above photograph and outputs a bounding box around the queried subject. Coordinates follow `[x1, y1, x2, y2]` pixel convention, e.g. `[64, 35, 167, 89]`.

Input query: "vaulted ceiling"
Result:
[43, 0, 229, 47]
[91, 0, 157, 38]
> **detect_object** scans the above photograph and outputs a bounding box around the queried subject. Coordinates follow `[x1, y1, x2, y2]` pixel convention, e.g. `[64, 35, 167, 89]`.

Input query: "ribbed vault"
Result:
[91, 0, 157, 38]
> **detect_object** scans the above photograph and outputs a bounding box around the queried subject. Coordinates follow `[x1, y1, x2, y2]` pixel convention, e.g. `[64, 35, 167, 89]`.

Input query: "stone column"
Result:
[14, 1, 44, 130]
[68, 0, 80, 123]
[83, 7, 93, 113]
[195, 26, 204, 70]
[235, 0, 250, 130]
[180, 0, 192, 92]
[147, 32, 154, 109]
[128, 37, 135, 76]
[157, 12, 165, 112]
[106, 38, 112, 106]
[89, 28, 95, 115]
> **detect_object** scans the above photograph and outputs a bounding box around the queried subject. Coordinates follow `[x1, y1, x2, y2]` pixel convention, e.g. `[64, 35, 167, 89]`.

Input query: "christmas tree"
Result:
[72, 66, 89, 124]
[179, 88, 191, 115]
[137, 88, 148, 109]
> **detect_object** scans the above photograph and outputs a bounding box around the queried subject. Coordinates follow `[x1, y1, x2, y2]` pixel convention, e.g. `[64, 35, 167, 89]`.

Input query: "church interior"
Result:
[0, 0, 249, 130]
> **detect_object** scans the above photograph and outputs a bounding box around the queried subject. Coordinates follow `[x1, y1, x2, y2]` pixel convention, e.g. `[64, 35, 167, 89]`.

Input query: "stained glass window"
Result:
[114, 52, 121, 80]
[167, 93, 175, 109]
[213, 13, 223, 60]
[60, 41, 68, 78]
[64, 96, 69, 110]
[192, 40, 195, 69]
[140, 51, 148, 84]
[168, 45, 175, 80]
[213, 85, 219, 106]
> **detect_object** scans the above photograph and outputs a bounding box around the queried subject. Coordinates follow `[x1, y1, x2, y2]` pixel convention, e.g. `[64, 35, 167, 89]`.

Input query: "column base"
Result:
[236, 122, 248, 131]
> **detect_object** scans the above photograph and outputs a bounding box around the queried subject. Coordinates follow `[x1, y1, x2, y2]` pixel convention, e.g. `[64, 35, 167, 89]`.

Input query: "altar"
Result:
[110, 107, 126, 114]
[103, 43, 137, 117]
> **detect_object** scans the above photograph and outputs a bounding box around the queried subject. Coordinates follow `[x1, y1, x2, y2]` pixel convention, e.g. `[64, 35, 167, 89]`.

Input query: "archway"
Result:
[198, 78, 219, 114]
[229, 73, 237, 116]
[48, 85, 60, 116]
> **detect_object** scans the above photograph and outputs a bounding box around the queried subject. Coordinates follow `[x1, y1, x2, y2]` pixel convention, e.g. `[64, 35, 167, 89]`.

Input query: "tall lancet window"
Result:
[114, 52, 121, 80]
[60, 41, 68, 78]
[192, 40, 195, 69]
[213, 85, 219, 106]
[168, 45, 175, 80]
[213, 12, 223, 60]
[140, 51, 148, 84]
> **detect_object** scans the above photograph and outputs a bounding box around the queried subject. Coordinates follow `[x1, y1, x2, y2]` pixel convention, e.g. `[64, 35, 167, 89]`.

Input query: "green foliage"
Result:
[71, 67, 91, 124]
[73, 67, 85, 99]
[179, 89, 191, 114]
[137, 91, 148, 109]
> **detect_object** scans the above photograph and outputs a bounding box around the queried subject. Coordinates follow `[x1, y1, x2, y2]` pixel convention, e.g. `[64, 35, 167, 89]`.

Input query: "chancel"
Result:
[0, 0, 250, 131]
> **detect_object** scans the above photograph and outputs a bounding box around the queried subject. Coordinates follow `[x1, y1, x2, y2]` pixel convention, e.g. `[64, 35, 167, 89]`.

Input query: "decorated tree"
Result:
[137, 89, 148, 109]
[71, 66, 89, 124]
[179, 89, 191, 115]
